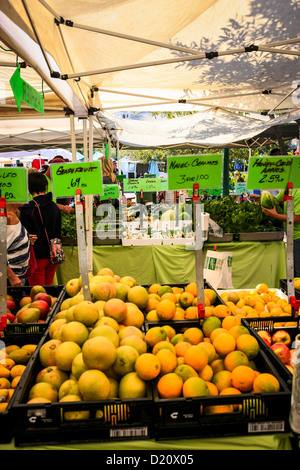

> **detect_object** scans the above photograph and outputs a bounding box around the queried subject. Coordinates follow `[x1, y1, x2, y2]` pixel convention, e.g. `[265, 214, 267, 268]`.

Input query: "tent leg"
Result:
[222, 148, 230, 196]
[84, 115, 94, 274]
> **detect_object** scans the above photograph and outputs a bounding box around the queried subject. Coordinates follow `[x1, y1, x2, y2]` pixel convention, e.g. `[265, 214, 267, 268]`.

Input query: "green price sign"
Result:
[142, 178, 161, 192]
[167, 154, 223, 190]
[289, 156, 300, 188]
[51, 161, 103, 197]
[247, 156, 293, 190]
[0, 167, 28, 202]
[123, 178, 143, 192]
[10, 66, 44, 114]
[101, 184, 119, 199]
[235, 182, 247, 195]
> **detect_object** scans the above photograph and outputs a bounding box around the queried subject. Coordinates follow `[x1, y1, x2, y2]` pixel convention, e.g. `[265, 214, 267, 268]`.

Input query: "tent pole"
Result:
[222, 148, 230, 196]
[84, 115, 94, 274]
[70, 115, 77, 162]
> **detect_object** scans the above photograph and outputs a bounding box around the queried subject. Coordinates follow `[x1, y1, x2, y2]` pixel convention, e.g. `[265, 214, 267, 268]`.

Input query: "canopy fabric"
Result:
[1, 0, 300, 117]
[98, 109, 300, 149]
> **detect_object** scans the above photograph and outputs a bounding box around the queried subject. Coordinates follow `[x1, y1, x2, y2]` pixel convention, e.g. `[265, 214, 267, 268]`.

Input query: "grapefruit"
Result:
[82, 336, 117, 371]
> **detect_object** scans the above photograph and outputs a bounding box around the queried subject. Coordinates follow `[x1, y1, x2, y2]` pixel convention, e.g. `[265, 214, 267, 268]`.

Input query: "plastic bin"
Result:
[0, 333, 44, 444]
[4, 285, 65, 337]
[280, 279, 300, 300]
[10, 330, 154, 447]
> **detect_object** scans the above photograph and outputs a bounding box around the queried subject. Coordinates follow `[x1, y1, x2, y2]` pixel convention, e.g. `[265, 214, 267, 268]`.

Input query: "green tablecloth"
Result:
[55, 241, 287, 289]
[0, 433, 297, 450]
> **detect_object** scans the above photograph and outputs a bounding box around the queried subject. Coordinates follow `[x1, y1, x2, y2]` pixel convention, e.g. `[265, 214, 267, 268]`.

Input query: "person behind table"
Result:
[6, 203, 30, 287]
[262, 189, 300, 277]
[19, 172, 61, 286]
[96, 156, 119, 209]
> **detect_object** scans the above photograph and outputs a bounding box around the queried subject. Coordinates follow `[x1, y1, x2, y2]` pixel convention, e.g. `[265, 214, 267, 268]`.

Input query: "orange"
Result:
[145, 326, 167, 347]
[213, 333, 236, 357]
[197, 342, 216, 364]
[236, 334, 259, 360]
[184, 306, 199, 320]
[157, 373, 183, 398]
[228, 325, 250, 340]
[210, 328, 230, 343]
[156, 349, 178, 375]
[204, 289, 217, 305]
[227, 291, 240, 304]
[145, 297, 160, 313]
[173, 307, 185, 320]
[206, 381, 219, 396]
[253, 373, 280, 393]
[204, 306, 215, 318]
[253, 302, 265, 315]
[266, 301, 277, 312]
[148, 284, 162, 295]
[146, 310, 159, 321]
[152, 341, 176, 355]
[174, 341, 192, 357]
[122, 305, 144, 328]
[222, 315, 241, 330]
[202, 316, 222, 337]
[236, 299, 246, 308]
[212, 370, 232, 393]
[183, 327, 203, 345]
[198, 364, 213, 382]
[156, 299, 176, 321]
[255, 283, 269, 294]
[179, 292, 194, 309]
[185, 282, 197, 297]
[244, 296, 256, 307]
[172, 286, 183, 295]
[269, 306, 284, 316]
[174, 364, 198, 382]
[213, 304, 231, 318]
[231, 365, 256, 392]
[135, 353, 161, 380]
[183, 344, 209, 372]
[224, 350, 249, 371]
[161, 324, 176, 340]
[219, 387, 242, 396]
[160, 292, 177, 303]
[182, 377, 210, 397]
[210, 358, 225, 374]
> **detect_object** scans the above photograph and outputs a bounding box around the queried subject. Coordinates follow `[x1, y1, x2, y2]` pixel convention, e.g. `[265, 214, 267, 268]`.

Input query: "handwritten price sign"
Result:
[0, 168, 28, 202]
[247, 156, 296, 190]
[51, 161, 103, 197]
[167, 154, 222, 190]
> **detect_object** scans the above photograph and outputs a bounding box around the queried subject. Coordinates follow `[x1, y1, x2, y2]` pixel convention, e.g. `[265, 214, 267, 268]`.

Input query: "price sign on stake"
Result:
[167, 154, 222, 191]
[247, 156, 294, 190]
[51, 161, 103, 198]
[0, 167, 28, 202]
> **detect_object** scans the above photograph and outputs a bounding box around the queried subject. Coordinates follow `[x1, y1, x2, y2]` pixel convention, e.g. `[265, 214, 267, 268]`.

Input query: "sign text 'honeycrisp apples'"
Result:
[247, 156, 300, 190]
[167, 155, 223, 191]
[51, 161, 103, 198]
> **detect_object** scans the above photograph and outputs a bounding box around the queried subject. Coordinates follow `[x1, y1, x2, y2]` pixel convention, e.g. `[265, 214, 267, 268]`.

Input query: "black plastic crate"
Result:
[4, 285, 65, 337]
[242, 317, 299, 390]
[153, 347, 291, 441]
[280, 279, 300, 300]
[10, 330, 154, 447]
[0, 333, 44, 444]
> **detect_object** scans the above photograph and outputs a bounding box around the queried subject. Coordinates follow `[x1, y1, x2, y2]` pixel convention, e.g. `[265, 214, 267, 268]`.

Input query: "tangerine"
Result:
[213, 333, 236, 356]
[212, 370, 232, 393]
[182, 377, 210, 397]
[213, 304, 231, 318]
[174, 341, 192, 357]
[236, 334, 259, 360]
[253, 373, 280, 393]
[183, 327, 203, 345]
[135, 353, 161, 380]
[185, 283, 197, 297]
[156, 299, 176, 321]
[184, 344, 209, 372]
[224, 350, 249, 371]
[184, 306, 199, 320]
[231, 365, 256, 392]
[157, 373, 183, 398]
[156, 349, 178, 375]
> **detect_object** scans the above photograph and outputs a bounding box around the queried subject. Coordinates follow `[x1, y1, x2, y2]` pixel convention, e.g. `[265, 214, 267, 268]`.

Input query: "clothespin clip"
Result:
[290, 296, 300, 319]
[282, 182, 293, 202]
[198, 302, 205, 320]
[0, 197, 6, 217]
[75, 189, 85, 211]
[192, 183, 199, 201]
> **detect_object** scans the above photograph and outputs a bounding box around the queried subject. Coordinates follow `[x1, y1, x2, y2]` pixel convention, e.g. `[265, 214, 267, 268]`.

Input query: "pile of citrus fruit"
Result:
[219, 283, 296, 325]
[145, 282, 227, 321]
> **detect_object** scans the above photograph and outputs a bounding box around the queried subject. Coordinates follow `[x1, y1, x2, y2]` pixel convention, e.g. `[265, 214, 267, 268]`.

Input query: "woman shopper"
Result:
[19, 172, 61, 286]
[6, 203, 30, 286]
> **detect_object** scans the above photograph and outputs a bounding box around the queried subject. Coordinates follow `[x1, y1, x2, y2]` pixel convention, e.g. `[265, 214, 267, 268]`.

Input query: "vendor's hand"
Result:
[262, 206, 278, 218]
[61, 205, 75, 214]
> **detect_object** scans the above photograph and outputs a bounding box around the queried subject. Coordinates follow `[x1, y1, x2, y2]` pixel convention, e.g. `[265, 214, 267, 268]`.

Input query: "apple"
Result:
[30, 285, 46, 299]
[65, 278, 81, 297]
[257, 330, 272, 346]
[271, 343, 291, 364]
[29, 300, 50, 319]
[33, 292, 52, 306]
[50, 297, 57, 307]
[19, 296, 32, 308]
[7, 300, 16, 312]
[6, 312, 15, 322]
[271, 330, 292, 347]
